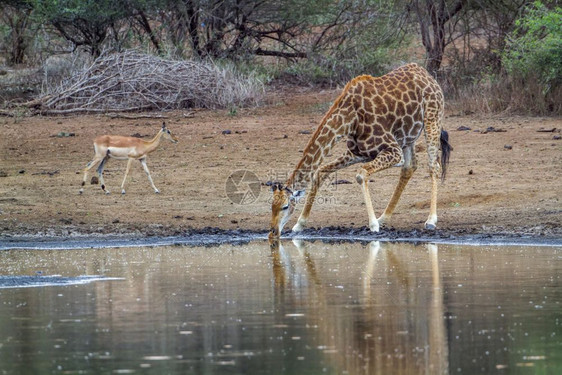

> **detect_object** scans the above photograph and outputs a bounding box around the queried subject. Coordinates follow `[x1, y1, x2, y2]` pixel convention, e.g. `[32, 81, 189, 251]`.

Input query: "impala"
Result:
[79, 122, 178, 195]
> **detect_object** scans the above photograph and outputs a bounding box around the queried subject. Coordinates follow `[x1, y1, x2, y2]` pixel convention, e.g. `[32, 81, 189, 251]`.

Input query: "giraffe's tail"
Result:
[440, 130, 452, 181]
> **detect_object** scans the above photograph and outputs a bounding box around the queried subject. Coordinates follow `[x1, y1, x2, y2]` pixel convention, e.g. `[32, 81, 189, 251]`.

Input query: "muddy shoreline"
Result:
[1, 90, 561, 246]
[2, 226, 561, 250]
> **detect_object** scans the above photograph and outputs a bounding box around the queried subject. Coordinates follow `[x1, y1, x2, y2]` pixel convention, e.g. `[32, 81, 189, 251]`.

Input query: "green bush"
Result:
[502, 2, 562, 94]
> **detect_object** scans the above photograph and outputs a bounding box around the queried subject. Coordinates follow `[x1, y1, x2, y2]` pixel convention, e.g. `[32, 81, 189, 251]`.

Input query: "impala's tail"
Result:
[440, 130, 452, 180]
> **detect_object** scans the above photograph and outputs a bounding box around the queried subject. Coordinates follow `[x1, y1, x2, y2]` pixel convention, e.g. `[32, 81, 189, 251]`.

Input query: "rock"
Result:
[299, 130, 312, 135]
[457, 125, 471, 131]
[553, 135, 561, 140]
[55, 131, 76, 137]
[222, 130, 232, 135]
[18, 169, 25, 174]
[483, 126, 506, 134]
[504, 144, 513, 150]
[0, 171, 7, 177]
[332, 179, 352, 185]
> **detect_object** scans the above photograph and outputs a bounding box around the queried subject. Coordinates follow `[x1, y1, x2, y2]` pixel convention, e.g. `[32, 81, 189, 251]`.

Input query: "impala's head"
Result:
[161, 122, 178, 143]
[269, 183, 304, 239]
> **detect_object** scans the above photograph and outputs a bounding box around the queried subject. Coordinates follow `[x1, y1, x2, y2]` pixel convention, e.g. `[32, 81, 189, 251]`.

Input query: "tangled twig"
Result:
[26, 51, 264, 114]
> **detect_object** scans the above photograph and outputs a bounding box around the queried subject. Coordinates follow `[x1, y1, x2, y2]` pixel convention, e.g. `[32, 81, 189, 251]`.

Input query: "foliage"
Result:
[0, 0, 33, 64]
[502, 1, 562, 90]
[1, 0, 561, 115]
[29, 0, 133, 56]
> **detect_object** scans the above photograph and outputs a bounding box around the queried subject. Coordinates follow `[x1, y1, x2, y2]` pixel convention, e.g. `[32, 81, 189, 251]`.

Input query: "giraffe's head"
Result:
[269, 183, 304, 239]
[161, 122, 179, 143]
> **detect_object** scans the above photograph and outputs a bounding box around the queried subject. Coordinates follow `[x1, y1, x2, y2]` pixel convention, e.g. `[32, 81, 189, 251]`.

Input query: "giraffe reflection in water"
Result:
[269, 239, 448, 375]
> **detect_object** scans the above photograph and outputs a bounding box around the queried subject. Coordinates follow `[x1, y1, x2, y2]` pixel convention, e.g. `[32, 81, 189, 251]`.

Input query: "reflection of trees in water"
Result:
[269, 239, 448, 375]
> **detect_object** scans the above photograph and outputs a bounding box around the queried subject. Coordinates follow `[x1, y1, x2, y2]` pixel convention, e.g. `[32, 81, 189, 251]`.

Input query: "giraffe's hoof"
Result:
[378, 215, 390, 227]
[424, 222, 437, 230]
[356, 173, 365, 184]
[79, 189, 83, 195]
[121, 189, 126, 195]
[154, 189, 160, 194]
[292, 222, 305, 232]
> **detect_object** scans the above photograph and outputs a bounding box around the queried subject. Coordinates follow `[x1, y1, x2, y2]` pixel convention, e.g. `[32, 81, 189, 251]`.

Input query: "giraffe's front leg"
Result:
[379, 145, 418, 227]
[356, 147, 403, 232]
[356, 172, 380, 232]
[292, 151, 360, 233]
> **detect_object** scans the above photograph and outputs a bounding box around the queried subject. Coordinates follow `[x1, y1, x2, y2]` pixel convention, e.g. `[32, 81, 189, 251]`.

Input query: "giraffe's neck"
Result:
[286, 95, 353, 191]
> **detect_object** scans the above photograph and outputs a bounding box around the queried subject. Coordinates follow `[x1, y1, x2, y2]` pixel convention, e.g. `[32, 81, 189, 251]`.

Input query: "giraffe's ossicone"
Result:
[269, 63, 452, 239]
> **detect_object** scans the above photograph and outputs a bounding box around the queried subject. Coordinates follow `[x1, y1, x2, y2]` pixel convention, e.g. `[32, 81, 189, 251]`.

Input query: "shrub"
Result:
[501, 2, 562, 113]
[37, 51, 264, 114]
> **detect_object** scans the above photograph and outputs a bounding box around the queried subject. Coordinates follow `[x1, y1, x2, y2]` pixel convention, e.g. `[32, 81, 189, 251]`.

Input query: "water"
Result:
[0, 240, 560, 374]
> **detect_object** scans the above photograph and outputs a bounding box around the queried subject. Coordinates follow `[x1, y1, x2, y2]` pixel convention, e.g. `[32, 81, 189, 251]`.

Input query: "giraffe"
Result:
[269, 63, 452, 239]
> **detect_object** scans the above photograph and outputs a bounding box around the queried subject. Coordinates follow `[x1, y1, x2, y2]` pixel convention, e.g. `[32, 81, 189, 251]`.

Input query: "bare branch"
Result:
[24, 51, 264, 114]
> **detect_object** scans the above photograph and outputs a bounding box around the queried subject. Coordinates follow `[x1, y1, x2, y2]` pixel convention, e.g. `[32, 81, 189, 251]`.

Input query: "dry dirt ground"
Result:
[1, 88, 561, 239]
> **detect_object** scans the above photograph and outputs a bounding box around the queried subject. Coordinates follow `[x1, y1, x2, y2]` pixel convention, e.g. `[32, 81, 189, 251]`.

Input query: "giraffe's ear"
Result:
[290, 190, 305, 201]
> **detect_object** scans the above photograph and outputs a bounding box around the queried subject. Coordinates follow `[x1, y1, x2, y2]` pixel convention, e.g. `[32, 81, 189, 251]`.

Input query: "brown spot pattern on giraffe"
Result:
[286, 63, 444, 189]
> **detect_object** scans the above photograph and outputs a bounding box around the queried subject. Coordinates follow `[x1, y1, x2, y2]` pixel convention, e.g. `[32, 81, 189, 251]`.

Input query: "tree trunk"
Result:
[135, 10, 161, 54]
[185, 1, 202, 57]
[412, 0, 467, 76]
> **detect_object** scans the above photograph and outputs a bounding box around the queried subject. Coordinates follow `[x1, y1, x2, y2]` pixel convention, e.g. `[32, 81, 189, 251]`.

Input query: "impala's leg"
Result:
[292, 150, 362, 232]
[120, 158, 134, 194]
[79, 156, 103, 194]
[378, 145, 418, 226]
[97, 155, 110, 194]
[356, 145, 403, 232]
[140, 158, 159, 194]
[424, 108, 443, 230]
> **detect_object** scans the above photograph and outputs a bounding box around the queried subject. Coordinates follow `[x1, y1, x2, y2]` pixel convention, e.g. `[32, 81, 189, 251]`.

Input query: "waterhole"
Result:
[0, 240, 560, 374]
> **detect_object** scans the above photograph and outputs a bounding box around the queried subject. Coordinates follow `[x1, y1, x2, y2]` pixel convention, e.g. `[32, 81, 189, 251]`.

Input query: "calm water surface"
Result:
[0, 240, 560, 374]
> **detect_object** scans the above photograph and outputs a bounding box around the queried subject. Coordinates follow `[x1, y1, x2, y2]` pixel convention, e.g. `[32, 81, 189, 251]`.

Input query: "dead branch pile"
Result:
[30, 51, 264, 114]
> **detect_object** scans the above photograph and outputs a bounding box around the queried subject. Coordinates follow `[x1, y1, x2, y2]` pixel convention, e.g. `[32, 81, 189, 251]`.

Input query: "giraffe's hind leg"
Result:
[356, 145, 403, 232]
[292, 150, 363, 232]
[424, 109, 443, 230]
[378, 145, 418, 226]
